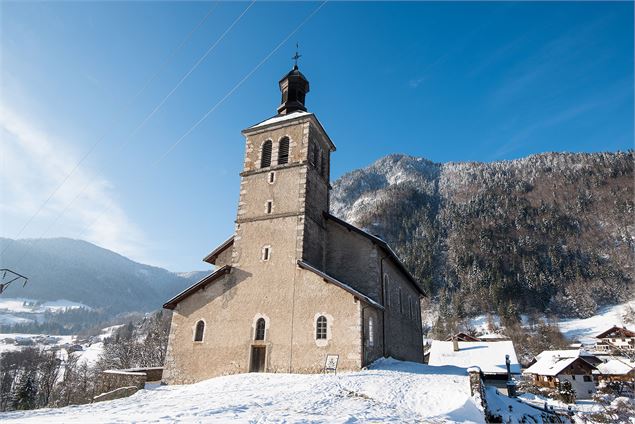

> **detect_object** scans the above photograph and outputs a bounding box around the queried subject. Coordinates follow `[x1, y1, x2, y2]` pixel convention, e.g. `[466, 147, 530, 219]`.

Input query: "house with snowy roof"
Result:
[161, 64, 426, 384]
[523, 349, 598, 399]
[595, 325, 635, 353]
[594, 358, 635, 384]
[428, 339, 520, 386]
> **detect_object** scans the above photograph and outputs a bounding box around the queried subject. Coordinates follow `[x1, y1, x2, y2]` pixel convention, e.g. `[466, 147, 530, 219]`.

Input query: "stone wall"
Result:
[96, 370, 146, 399]
[94, 367, 164, 402]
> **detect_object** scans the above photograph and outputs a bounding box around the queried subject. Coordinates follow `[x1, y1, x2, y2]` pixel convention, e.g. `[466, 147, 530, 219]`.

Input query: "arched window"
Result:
[255, 318, 266, 340]
[278, 137, 289, 165]
[316, 316, 327, 340]
[261, 140, 272, 168]
[194, 320, 205, 342]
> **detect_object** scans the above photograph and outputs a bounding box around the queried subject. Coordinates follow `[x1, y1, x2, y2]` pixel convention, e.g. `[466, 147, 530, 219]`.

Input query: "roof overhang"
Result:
[596, 325, 635, 339]
[324, 212, 426, 297]
[203, 236, 235, 265]
[297, 260, 384, 310]
[163, 265, 231, 310]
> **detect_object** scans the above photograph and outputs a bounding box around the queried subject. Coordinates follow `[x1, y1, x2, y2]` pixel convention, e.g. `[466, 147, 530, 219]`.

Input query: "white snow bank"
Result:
[558, 300, 635, 344]
[0, 358, 485, 423]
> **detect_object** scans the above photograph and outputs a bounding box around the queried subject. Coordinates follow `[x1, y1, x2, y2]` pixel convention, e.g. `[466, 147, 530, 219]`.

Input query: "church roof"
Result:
[297, 260, 384, 310]
[324, 213, 426, 297]
[203, 236, 235, 265]
[163, 265, 231, 310]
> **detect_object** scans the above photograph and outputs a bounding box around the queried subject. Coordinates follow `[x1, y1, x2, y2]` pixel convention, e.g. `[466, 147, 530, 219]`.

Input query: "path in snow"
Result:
[0, 358, 484, 423]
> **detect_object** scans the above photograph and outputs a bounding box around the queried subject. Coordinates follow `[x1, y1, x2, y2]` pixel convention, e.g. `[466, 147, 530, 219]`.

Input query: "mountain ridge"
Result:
[0, 237, 209, 315]
[331, 150, 634, 320]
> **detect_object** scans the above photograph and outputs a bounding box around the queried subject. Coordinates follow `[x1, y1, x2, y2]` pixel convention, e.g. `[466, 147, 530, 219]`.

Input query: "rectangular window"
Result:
[583, 375, 592, 382]
[266, 201, 272, 214]
[262, 246, 270, 261]
[268, 172, 275, 184]
[572, 375, 576, 380]
[398, 288, 403, 315]
[383, 275, 390, 308]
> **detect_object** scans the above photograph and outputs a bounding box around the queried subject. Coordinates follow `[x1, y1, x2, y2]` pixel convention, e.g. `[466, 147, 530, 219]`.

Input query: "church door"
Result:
[249, 346, 266, 372]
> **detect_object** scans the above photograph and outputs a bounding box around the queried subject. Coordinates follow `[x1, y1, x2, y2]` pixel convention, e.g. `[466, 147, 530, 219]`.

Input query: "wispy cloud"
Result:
[0, 105, 148, 262]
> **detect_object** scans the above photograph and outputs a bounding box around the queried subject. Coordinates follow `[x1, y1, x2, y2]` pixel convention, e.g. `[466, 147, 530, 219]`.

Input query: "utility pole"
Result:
[0, 268, 29, 294]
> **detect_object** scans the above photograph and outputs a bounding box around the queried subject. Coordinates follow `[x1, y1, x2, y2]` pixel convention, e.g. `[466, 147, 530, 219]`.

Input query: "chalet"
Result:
[595, 325, 635, 353]
[523, 350, 598, 399]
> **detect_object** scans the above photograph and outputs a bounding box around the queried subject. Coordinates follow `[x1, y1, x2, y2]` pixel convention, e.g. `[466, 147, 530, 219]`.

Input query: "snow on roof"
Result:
[535, 349, 592, 360]
[246, 111, 312, 130]
[428, 340, 520, 375]
[523, 356, 580, 377]
[595, 359, 635, 376]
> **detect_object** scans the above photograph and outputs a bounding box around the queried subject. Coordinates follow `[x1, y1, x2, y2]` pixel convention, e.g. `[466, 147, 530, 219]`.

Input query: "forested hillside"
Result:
[0, 238, 208, 315]
[331, 151, 634, 320]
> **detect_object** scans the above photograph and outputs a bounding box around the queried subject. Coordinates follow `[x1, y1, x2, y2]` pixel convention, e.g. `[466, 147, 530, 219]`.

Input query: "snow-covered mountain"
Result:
[0, 238, 208, 315]
[331, 151, 634, 319]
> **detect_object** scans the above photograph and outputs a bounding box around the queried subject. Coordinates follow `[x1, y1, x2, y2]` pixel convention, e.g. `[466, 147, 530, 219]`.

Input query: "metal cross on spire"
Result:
[292, 42, 301, 67]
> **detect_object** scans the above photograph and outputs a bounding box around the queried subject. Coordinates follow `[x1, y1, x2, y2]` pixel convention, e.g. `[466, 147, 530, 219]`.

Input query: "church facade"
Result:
[162, 65, 425, 384]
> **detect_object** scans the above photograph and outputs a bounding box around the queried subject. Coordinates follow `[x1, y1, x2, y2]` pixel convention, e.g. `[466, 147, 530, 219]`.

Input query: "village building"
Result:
[523, 350, 598, 399]
[427, 339, 520, 388]
[594, 325, 635, 353]
[161, 64, 426, 384]
[594, 358, 635, 384]
[445, 332, 481, 342]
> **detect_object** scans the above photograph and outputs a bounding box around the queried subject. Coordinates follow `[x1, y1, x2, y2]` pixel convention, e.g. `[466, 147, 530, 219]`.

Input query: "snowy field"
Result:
[0, 358, 486, 423]
[0, 297, 91, 325]
[558, 300, 635, 344]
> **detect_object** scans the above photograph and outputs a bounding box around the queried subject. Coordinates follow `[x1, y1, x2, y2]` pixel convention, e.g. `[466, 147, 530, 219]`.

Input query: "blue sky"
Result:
[1, 1, 633, 272]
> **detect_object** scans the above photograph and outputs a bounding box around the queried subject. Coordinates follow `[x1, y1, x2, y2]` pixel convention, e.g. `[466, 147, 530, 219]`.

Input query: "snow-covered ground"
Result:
[0, 297, 91, 313]
[0, 358, 486, 423]
[0, 297, 92, 325]
[558, 300, 635, 344]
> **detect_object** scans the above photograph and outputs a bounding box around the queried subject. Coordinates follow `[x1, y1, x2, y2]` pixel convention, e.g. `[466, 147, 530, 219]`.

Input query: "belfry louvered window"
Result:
[255, 318, 266, 341]
[278, 137, 289, 165]
[261, 140, 272, 168]
[316, 316, 327, 340]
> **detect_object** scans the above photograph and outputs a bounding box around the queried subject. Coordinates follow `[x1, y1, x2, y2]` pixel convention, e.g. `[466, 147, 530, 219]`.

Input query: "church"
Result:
[162, 63, 426, 384]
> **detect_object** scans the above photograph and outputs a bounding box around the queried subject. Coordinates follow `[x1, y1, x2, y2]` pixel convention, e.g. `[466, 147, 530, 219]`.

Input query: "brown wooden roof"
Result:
[446, 332, 481, 342]
[596, 325, 635, 339]
[163, 265, 231, 310]
[202, 236, 234, 265]
[324, 212, 426, 297]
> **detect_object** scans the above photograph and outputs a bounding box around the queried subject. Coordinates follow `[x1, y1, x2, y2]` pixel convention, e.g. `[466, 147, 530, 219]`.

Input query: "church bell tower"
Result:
[234, 63, 336, 274]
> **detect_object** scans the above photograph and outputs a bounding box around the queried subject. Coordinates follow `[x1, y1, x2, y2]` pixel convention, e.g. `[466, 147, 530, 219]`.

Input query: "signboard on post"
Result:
[324, 354, 339, 374]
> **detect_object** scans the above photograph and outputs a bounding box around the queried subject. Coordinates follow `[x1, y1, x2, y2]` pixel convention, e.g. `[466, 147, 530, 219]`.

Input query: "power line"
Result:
[4, 1, 256, 269]
[48, 1, 328, 268]
[0, 1, 219, 258]
[154, 1, 327, 166]
[10, 1, 327, 270]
